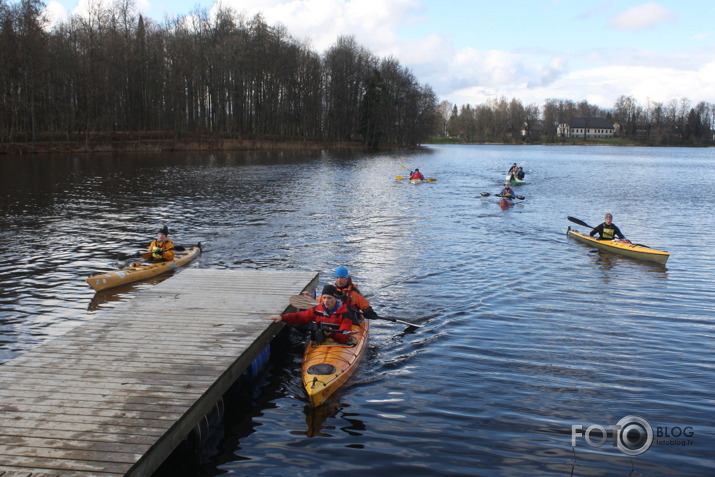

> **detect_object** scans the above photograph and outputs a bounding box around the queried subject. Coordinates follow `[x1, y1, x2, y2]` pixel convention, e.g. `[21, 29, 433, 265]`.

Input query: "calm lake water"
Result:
[1, 145, 713, 476]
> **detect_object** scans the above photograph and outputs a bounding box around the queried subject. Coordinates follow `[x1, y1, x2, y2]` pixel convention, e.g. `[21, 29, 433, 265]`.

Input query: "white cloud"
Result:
[217, 0, 418, 52]
[608, 2, 678, 31]
[44, 1, 70, 28]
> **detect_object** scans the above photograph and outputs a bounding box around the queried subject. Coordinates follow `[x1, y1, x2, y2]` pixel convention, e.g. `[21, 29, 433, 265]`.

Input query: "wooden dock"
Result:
[0, 269, 318, 476]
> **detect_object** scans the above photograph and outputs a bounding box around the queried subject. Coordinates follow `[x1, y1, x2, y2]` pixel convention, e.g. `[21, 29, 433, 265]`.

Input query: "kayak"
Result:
[499, 197, 515, 208]
[302, 319, 369, 406]
[567, 228, 669, 265]
[506, 174, 525, 185]
[409, 178, 424, 184]
[85, 245, 202, 291]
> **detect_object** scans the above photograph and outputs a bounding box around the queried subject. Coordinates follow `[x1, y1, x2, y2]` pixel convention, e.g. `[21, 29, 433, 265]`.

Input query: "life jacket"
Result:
[335, 280, 370, 312]
[410, 172, 424, 180]
[601, 226, 616, 240]
[148, 238, 174, 260]
[501, 188, 513, 197]
[312, 301, 360, 327]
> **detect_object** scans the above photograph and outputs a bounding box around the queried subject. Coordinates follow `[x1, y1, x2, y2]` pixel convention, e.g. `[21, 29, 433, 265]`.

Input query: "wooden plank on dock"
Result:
[0, 269, 318, 476]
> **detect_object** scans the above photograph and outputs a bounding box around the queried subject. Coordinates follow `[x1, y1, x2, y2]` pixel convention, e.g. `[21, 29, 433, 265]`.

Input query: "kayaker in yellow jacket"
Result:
[147, 226, 175, 261]
[590, 213, 628, 241]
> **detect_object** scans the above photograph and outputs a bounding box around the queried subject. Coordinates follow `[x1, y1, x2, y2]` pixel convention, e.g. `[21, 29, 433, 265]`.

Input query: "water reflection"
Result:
[1, 146, 714, 476]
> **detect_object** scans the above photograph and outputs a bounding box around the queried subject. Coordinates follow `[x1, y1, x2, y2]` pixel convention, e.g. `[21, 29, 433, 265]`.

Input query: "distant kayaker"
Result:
[410, 168, 425, 180]
[516, 167, 525, 180]
[590, 214, 627, 241]
[332, 266, 380, 320]
[268, 285, 358, 345]
[508, 163, 518, 175]
[499, 182, 514, 198]
[148, 225, 175, 261]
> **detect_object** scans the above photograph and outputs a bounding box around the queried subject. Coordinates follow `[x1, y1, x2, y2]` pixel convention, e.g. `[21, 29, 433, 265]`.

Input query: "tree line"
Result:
[438, 96, 715, 146]
[0, 0, 439, 148]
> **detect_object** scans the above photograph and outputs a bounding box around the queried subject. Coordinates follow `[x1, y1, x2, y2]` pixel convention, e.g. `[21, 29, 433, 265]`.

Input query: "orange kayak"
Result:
[301, 319, 369, 406]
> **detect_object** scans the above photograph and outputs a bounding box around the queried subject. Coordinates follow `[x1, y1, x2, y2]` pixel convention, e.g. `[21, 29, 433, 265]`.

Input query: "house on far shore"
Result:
[557, 117, 615, 138]
[521, 120, 548, 138]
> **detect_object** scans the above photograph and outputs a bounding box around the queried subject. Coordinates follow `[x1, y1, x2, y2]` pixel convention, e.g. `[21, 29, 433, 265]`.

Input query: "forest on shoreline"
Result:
[1, 0, 712, 154]
[0, 0, 438, 152]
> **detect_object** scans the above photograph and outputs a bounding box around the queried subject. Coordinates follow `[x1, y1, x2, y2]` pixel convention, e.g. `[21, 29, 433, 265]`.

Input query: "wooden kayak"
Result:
[301, 319, 369, 407]
[567, 228, 669, 265]
[85, 245, 201, 291]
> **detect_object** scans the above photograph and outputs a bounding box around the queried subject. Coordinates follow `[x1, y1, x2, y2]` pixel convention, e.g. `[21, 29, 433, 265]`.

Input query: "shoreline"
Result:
[1, 138, 710, 155]
[0, 138, 389, 155]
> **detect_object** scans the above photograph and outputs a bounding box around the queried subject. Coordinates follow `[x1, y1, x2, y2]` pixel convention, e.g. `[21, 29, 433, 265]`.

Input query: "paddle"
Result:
[481, 192, 525, 200]
[399, 165, 436, 182]
[567, 216, 593, 228]
[289, 295, 422, 328]
[120, 245, 187, 260]
[398, 176, 437, 182]
[567, 217, 646, 247]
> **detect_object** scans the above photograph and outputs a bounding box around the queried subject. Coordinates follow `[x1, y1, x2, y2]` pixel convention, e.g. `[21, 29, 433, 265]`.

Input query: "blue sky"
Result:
[43, 0, 715, 110]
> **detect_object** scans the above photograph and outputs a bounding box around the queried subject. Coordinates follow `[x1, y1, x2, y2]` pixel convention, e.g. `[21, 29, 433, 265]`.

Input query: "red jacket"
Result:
[410, 172, 425, 180]
[280, 301, 355, 343]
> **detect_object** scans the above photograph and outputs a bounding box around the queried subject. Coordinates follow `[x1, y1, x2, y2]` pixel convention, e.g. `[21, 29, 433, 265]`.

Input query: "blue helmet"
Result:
[334, 266, 349, 278]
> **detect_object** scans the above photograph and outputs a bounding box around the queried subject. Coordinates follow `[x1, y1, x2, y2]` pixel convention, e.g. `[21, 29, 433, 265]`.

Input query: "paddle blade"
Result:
[567, 216, 592, 228]
[395, 176, 404, 180]
[516, 195, 525, 200]
[290, 294, 319, 309]
[399, 164, 410, 170]
[426, 178, 437, 182]
[480, 192, 490, 197]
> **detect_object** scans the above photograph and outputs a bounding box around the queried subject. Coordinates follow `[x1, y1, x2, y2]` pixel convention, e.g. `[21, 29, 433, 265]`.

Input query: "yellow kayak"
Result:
[567, 228, 669, 265]
[302, 319, 369, 407]
[85, 245, 201, 291]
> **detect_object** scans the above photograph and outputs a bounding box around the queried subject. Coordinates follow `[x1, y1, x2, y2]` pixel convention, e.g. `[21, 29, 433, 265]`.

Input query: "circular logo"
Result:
[616, 415, 653, 456]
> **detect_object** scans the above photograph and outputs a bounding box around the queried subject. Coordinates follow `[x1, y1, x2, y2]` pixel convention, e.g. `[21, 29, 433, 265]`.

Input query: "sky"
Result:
[42, 0, 715, 110]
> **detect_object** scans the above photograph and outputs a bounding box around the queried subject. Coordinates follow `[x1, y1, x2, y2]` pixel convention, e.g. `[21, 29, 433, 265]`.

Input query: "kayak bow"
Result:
[302, 319, 369, 406]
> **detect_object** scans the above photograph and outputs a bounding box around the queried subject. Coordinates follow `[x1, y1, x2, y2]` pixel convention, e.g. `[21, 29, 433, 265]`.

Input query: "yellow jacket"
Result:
[148, 238, 175, 261]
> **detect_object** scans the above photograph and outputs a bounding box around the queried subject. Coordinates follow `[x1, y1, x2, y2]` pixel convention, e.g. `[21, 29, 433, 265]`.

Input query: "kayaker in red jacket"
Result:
[147, 226, 175, 261]
[332, 266, 380, 320]
[590, 213, 627, 241]
[268, 285, 357, 344]
[409, 168, 425, 180]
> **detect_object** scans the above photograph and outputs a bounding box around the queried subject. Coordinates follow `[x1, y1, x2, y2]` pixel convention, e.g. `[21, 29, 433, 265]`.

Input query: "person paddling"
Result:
[268, 285, 358, 345]
[147, 226, 175, 261]
[409, 168, 425, 180]
[331, 266, 380, 320]
[499, 182, 514, 198]
[589, 213, 628, 241]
